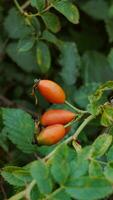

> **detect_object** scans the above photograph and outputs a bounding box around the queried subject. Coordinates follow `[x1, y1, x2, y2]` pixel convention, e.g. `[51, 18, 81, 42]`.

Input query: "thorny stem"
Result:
[65, 100, 88, 114]
[8, 114, 94, 200]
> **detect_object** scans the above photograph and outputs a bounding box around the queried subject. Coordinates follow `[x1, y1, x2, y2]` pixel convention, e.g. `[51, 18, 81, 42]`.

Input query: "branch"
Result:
[14, 0, 24, 14]
[65, 115, 95, 144]
[0, 178, 7, 200]
[25, 180, 36, 200]
[8, 191, 25, 200]
[21, 0, 30, 10]
[8, 115, 95, 200]
[65, 100, 88, 114]
[44, 115, 94, 161]
[14, 0, 52, 17]
[0, 95, 38, 118]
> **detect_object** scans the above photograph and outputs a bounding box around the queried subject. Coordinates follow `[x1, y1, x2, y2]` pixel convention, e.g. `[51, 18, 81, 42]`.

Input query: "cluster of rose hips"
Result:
[32, 79, 76, 146]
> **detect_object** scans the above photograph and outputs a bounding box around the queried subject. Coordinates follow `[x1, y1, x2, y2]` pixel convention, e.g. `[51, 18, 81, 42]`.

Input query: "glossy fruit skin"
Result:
[36, 80, 66, 104]
[37, 124, 65, 145]
[41, 109, 75, 126]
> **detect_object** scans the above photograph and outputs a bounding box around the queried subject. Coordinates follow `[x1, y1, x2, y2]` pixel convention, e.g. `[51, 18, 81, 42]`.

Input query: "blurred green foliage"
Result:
[0, 0, 113, 199]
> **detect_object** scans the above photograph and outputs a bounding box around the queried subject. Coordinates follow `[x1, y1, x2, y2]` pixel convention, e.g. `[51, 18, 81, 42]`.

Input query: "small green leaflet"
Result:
[53, 1, 79, 24]
[41, 11, 61, 33]
[91, 134, 112, 158]
[17, 37, 35, 52]
[30, 160, 53, 194]
[87, 81, 113, 115]
[31, 0, 45, 11]
[65, 176, 113, 200]
[2, 108, 37, 153]
[104, 161, 113, 183]
[59, 42, 80, 85]
[101, 104, 113, 127]
[36, 41, 51, 73]
[1, 166, 32, 186]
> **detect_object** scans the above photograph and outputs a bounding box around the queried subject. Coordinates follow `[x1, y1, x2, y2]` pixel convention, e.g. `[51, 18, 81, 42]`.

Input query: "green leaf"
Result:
[105, 18, 113, 42]
[87, 81, 113, 115]
[82, 51, 113, 84]
[59, 42, 80, 85]
[53, 1, 79, 24]
[49, 188, 71, 200]
[6, 42, 38, 72]
[109, 4, 113, 17]
[91, 134, 112, 158]
[51, 144, 70, 185]
[30, 160, 52, 194]
[31, 0, 45, 11]
[101, 104, 113, 127]
[41, 11, 61, 33]
[105, 124, 113, 135]
[17, 37, 35, 52]
[70, 159, 88, 179]
[77, 146, 93, 161]
[108, 48, 113, 70]
[0, 109, 3, 129]
[89, 160, 103, 177]
[77, 0, 109, 20]
[107, 145, 113, 161]
[30, 185, 42, 200]
[1, 166, 31, 186]
[36, 41, 51, 73]
[42, 30, 60, 45]
[104, 161, 113, 183]
[74, 83, 99, 108]
[4, 8, 33, 39]
[0, 128, 9, 152]
[70, 146, 92, 179]
[2, 108, 37, 153]
[65, 176, 113, 200]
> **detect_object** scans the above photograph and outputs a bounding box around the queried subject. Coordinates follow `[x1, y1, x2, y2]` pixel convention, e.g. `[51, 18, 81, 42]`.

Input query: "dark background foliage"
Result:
[0, 0, 113, 199]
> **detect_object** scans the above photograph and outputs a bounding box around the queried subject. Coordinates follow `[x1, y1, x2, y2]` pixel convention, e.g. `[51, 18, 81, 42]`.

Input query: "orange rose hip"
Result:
[41, 109, 75, 126]
[35, 80, 66, 104]
[37, 124, 65, 145]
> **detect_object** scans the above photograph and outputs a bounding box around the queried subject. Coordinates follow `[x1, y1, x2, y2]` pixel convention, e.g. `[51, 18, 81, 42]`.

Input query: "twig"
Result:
[8, 191, 25, 200]
[34, 153, 41, 160]
[7, 114, 95, 200]
[65, 115, 95, 144]
[14, 0, 52, 17]
[14, 0, 24, 14]
[65, 100, 88, 114]
[0, 95, 14, 107]
[21, 0, 30, 10]
[0, 95, 38, 118]
[44, 115, 94, 161]
[0, 178, 7, 200]
[25, 180, 36, 200]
